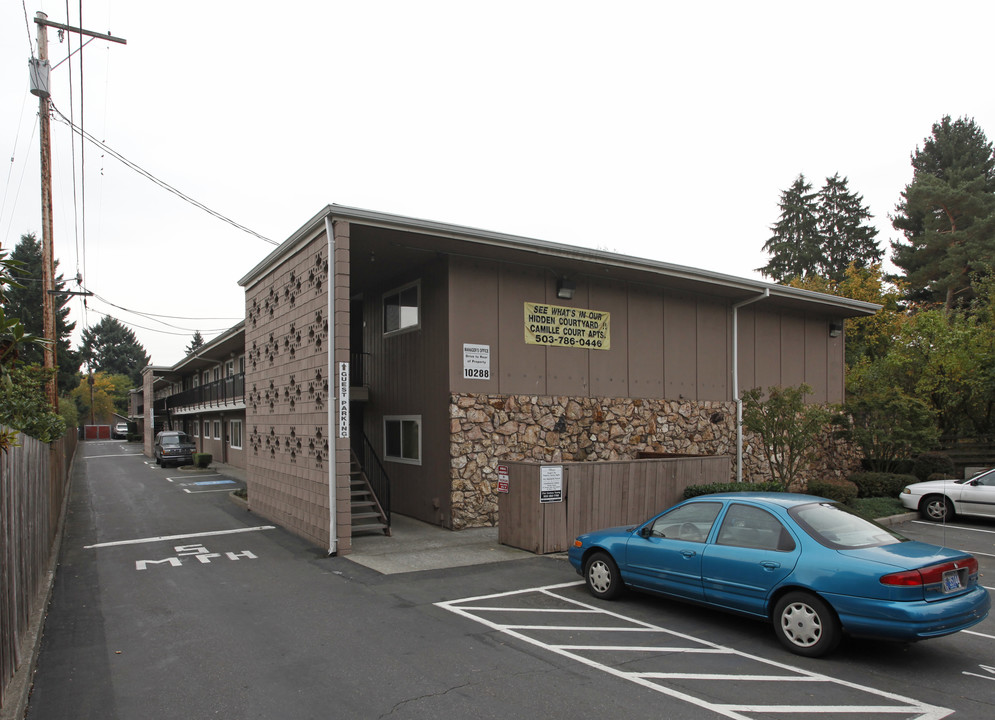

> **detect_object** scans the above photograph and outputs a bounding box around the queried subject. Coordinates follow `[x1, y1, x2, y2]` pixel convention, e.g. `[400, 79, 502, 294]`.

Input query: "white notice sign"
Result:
[463, 343, 491, 380]
[338, 362, 350, 439]
[540, 465, 563, 503]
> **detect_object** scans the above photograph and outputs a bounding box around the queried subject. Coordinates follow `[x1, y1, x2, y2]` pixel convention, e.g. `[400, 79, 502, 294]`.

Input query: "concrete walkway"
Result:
[209, 461, 537, 575]
[348, 514, 536, 574]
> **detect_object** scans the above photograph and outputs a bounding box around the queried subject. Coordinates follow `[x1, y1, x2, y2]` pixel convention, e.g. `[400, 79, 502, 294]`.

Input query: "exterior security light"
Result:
[829, 320, 844, 337]
[556, 278, 575, 300]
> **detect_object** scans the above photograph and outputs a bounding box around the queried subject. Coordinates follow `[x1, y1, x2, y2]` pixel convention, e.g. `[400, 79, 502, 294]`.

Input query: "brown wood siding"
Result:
[754, 310, 781, 391]
[448, 257, 500, 395]
[697, 297, 728, 401]
[628, 286, 665, 399]
[736, 305, 757, 393]
[780, 313, 806, 389]
[589, 280, 629, 398]
[444, 262, 846, 404]
[496, 264, 547, 394]
[664, 291, 697, 399]
[364, 258, 451, 526]
[804, 316, 829, 402]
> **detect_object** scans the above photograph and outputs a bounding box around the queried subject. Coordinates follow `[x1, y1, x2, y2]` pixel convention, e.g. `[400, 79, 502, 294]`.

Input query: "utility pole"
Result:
[34, 12, 57, 409]
[29, 12, 125, 410]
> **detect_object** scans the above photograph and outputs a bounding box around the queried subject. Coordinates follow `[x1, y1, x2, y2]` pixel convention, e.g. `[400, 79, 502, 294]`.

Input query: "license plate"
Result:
[942, 569, 962, 592]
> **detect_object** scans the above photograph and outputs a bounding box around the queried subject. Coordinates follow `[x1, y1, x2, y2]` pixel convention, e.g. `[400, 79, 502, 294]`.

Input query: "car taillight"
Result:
[880, 557, 979, 586]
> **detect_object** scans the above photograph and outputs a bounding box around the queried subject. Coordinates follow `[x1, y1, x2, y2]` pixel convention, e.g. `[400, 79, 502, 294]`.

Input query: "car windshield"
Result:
[162, 434, 190, 445]
[789, 502, 907, 549]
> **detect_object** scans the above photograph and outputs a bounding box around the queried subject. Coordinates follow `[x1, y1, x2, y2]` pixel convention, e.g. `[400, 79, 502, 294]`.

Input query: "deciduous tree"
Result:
[741, 384, 833, 490]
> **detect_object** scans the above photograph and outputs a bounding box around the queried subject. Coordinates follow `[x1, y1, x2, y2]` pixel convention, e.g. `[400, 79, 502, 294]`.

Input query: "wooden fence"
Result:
[938, 436, 995, 477]
[0, 427, 76, 711]
[498, 455, 731, 554]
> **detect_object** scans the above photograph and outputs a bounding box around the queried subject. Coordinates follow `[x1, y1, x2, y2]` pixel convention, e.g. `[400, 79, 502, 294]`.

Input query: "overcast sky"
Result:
[2, 1, 993, 367]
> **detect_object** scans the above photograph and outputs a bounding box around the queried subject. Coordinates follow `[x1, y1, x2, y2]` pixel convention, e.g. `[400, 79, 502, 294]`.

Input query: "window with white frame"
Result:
[384, 416, 421, 464]
[193, 421, 199, 438]
[229, 420, 243, 449]
[383, 282, 420, 335]
[213, 420, 221, 440]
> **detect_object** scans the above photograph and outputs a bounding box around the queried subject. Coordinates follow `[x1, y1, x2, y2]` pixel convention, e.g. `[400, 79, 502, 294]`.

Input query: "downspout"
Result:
[324, 215, 338, 556]
[732, 289, 769, 483]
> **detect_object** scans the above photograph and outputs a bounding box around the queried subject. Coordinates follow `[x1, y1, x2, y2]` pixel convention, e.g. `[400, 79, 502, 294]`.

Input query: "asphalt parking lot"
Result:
[20, 442, 995, 720]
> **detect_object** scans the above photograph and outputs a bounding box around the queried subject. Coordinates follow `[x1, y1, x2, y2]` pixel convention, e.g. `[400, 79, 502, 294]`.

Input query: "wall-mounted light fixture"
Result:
[556, 277, 576, 300]
[828, 320, 844, 338]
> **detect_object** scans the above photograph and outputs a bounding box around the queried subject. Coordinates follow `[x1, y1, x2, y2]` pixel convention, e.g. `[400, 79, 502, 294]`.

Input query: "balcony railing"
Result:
[154, 373, 245, 414]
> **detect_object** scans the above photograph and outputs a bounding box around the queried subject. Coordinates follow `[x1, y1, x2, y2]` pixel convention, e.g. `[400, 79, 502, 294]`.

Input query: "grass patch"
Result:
[848, 496, 907, 520]
[233, 488, 247, 500]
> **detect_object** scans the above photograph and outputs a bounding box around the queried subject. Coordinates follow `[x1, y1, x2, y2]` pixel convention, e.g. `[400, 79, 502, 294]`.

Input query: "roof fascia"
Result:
[239, 204, 880, 317]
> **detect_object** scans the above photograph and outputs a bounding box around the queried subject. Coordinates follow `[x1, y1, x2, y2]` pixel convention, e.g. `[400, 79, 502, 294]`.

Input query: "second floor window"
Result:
[383, 282, 419, 335]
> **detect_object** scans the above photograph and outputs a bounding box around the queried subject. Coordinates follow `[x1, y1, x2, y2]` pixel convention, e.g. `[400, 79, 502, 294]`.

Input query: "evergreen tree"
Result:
[891, 116, 995, 311]
[79, 316, 150, 386]
[5, 233, 81, 393]
[185, 330, 205, 355]
[816, 174, 882, 281]
[759, 175, 821, 282]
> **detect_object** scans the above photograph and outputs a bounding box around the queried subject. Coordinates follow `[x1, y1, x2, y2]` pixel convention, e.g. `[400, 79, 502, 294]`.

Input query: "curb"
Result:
[875, 512, 918, 527]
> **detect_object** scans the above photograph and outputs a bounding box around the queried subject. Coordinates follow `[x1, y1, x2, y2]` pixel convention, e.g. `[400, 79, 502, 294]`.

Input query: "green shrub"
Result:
[806, 479, 858, 504]
[861, 458, 915, 474]
[847, 472, 916, 498]
[912, 452, 955, 482]
[193, 453, 212, 468]
[683, 481, 786, 499]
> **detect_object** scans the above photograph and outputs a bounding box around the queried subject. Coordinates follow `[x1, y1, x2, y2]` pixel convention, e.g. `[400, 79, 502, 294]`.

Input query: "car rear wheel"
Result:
[584, 551, 624, 600]
[920, 495, 953, 522]
[773, 591, 840, 658]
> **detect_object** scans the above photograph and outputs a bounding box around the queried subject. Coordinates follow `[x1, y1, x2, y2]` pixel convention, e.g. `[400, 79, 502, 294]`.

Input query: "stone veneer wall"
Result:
[449, 393, 862, 529]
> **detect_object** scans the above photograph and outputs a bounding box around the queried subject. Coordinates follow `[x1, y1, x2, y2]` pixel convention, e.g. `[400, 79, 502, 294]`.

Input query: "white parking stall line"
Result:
[437, 582, 952, 720]
[964, 630, 995, 640]
[84, 525, 276, 549]
[912, 521, 995, 536]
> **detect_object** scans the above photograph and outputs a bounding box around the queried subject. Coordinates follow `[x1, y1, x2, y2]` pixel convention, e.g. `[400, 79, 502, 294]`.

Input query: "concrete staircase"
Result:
[350, 450, 390, 536]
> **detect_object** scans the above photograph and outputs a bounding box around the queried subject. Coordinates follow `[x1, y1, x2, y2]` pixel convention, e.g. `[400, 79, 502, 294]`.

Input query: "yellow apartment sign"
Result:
[524, 302, 611, 350]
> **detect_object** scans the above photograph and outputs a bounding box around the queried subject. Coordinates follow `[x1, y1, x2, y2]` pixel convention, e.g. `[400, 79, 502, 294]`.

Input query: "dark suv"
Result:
[153, 431, 196, 468]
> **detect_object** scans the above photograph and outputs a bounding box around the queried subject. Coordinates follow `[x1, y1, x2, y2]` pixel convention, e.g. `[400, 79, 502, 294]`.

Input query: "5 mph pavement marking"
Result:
[437, 581, 952, 720]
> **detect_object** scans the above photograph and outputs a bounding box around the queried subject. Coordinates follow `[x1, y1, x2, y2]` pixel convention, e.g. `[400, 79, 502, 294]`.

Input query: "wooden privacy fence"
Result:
[1, 427, 76, 711]
[498, 455, 731, 554]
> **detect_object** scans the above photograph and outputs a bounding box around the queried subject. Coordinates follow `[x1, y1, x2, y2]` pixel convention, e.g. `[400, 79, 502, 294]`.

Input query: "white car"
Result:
[900, 468, 995, 522]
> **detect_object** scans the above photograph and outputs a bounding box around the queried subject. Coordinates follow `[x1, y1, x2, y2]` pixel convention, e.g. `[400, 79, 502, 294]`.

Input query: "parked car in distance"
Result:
[901, 468, 995, 522]
[113, 422, 129, 439]
[153, 431, 195, 468]
[569, 492, 990, 658]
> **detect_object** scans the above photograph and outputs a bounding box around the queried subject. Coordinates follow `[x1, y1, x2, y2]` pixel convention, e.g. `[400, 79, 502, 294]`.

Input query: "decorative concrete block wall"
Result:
[244, 235, 331, 550]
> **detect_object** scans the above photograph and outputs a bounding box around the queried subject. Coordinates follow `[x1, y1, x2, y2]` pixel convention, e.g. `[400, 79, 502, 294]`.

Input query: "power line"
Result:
[83, 290, 241, 322]
[48, 103, 279, 246]
[88, 308, 234, 337]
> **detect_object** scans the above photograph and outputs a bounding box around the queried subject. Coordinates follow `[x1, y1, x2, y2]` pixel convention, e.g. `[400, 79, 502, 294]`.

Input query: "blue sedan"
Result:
[568, 492, 990, 657]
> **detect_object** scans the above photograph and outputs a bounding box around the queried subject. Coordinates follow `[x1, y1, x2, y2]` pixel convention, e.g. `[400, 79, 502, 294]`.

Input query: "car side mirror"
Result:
[638, 526, 652, 538]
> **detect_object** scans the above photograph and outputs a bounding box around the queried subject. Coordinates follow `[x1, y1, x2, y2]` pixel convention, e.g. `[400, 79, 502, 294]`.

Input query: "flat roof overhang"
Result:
[240, 205, 880, 319]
